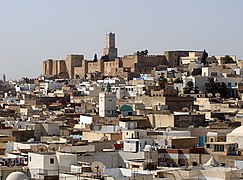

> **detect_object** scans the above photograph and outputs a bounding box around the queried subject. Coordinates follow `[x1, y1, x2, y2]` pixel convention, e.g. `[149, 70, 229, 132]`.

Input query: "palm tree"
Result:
[174, 78, 183, 83]
[201, 49, 208, 65]
[221, 55, 235, 64]
[205, 78, 218, 94]
[158, 76, 167, 89]
[219, 82, 229, 98]
[144, 49, 148, 55]
[205, 78, 229, 98]
[184, 81, 199, 94]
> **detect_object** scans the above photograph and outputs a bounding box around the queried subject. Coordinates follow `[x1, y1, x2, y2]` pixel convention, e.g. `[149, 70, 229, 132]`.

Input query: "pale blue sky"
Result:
[0, 0, 243, 79]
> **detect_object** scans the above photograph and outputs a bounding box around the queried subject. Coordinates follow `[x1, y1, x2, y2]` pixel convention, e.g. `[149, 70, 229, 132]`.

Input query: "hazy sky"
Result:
[0, 0, 243, 79]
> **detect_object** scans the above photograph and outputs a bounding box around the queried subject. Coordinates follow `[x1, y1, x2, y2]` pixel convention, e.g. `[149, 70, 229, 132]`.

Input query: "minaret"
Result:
[3, 74, 6, 83]
[99, 83, 117, 117]
[103, 32, 118, 60]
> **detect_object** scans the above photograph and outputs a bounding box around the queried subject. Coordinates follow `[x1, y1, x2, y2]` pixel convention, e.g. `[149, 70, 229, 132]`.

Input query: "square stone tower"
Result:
[103, 32, 118, 60]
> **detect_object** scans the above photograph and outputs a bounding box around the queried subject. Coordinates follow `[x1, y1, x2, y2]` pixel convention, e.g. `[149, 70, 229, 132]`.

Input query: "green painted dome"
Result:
[120, 104, 133, 112]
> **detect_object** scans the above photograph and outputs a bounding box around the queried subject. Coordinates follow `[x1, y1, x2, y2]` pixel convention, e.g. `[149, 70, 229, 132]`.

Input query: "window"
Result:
[214, 145, 224, 152]
[50, 158, 54, 164]
[211, 72, 217, 76]
[29, 156, 31, 161]
[132, 165, 140, 169]
[206, 144, 210, 148]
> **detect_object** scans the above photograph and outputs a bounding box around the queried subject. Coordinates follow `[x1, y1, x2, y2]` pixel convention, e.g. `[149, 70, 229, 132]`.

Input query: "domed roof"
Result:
[120, 104, 133, 112]
[6, 172, 29, 180]
[230, 126, 243, 135]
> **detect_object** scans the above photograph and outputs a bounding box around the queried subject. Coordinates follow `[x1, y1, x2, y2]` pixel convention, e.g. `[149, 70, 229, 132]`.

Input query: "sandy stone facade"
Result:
[43, 33, 168, 79]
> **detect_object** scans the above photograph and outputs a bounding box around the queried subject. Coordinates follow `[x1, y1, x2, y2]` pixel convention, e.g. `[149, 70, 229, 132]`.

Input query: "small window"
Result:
[211, 72, 217, 76]
[228, 82, 232, 88]
[50, 158, 54, 164]
[29, 156, 31, 161]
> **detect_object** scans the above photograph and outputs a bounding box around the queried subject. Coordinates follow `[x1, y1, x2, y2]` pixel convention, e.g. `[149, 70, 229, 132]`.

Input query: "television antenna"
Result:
[27, 138, 35, 143]
[91, 161, 105, 178]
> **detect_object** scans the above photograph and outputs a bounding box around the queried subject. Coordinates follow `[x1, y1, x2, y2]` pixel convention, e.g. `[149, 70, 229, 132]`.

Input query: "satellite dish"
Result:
[207, 93, 213, 98]
[234, 110, 239, 114]
[27, 138, 35, 142]
[100, 136, 108, 142]
[48, 144, 59, 152]
[188, 125, 195, 129]
[215, 93, 220, 98]
[182, 107, 189, 112]
[166, 126, 172, 131]
[185, 165, 193, 171]
[31, 146, 39, 152]
[116, 127, 122, 133]
[237, 169, 243, 179]
[37, 145, 48, 152]
[91, 161, 105, 178]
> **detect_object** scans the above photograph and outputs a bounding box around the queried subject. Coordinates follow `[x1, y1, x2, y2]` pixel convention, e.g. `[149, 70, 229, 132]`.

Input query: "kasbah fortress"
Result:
[42, 32, 186, 80]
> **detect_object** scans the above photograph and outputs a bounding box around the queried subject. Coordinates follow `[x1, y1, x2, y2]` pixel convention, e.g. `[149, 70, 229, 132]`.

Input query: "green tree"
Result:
[219, 82, 229, 98]
[205, 78, 218, 94]
[144, 49, 148, 55]
[205, 78, 229, 98]
[221, 55, 235, 64]
[201, 49, 208, 65]
[174, 78, 183, 83]
[101, 55, 109, 61]
[136, 49, 149, 56]
[183, 81, 199, 94]
[158, 76, 167, 89]
[93, 53, 98, 61]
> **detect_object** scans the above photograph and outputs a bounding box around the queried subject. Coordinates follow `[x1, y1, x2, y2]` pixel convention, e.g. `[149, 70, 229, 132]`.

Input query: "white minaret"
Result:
[99, 84, 117, 117]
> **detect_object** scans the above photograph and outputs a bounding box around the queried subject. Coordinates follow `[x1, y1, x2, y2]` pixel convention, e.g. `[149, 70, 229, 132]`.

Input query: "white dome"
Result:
[6, 172, 29, 180]
[230, 126, 243, 135]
